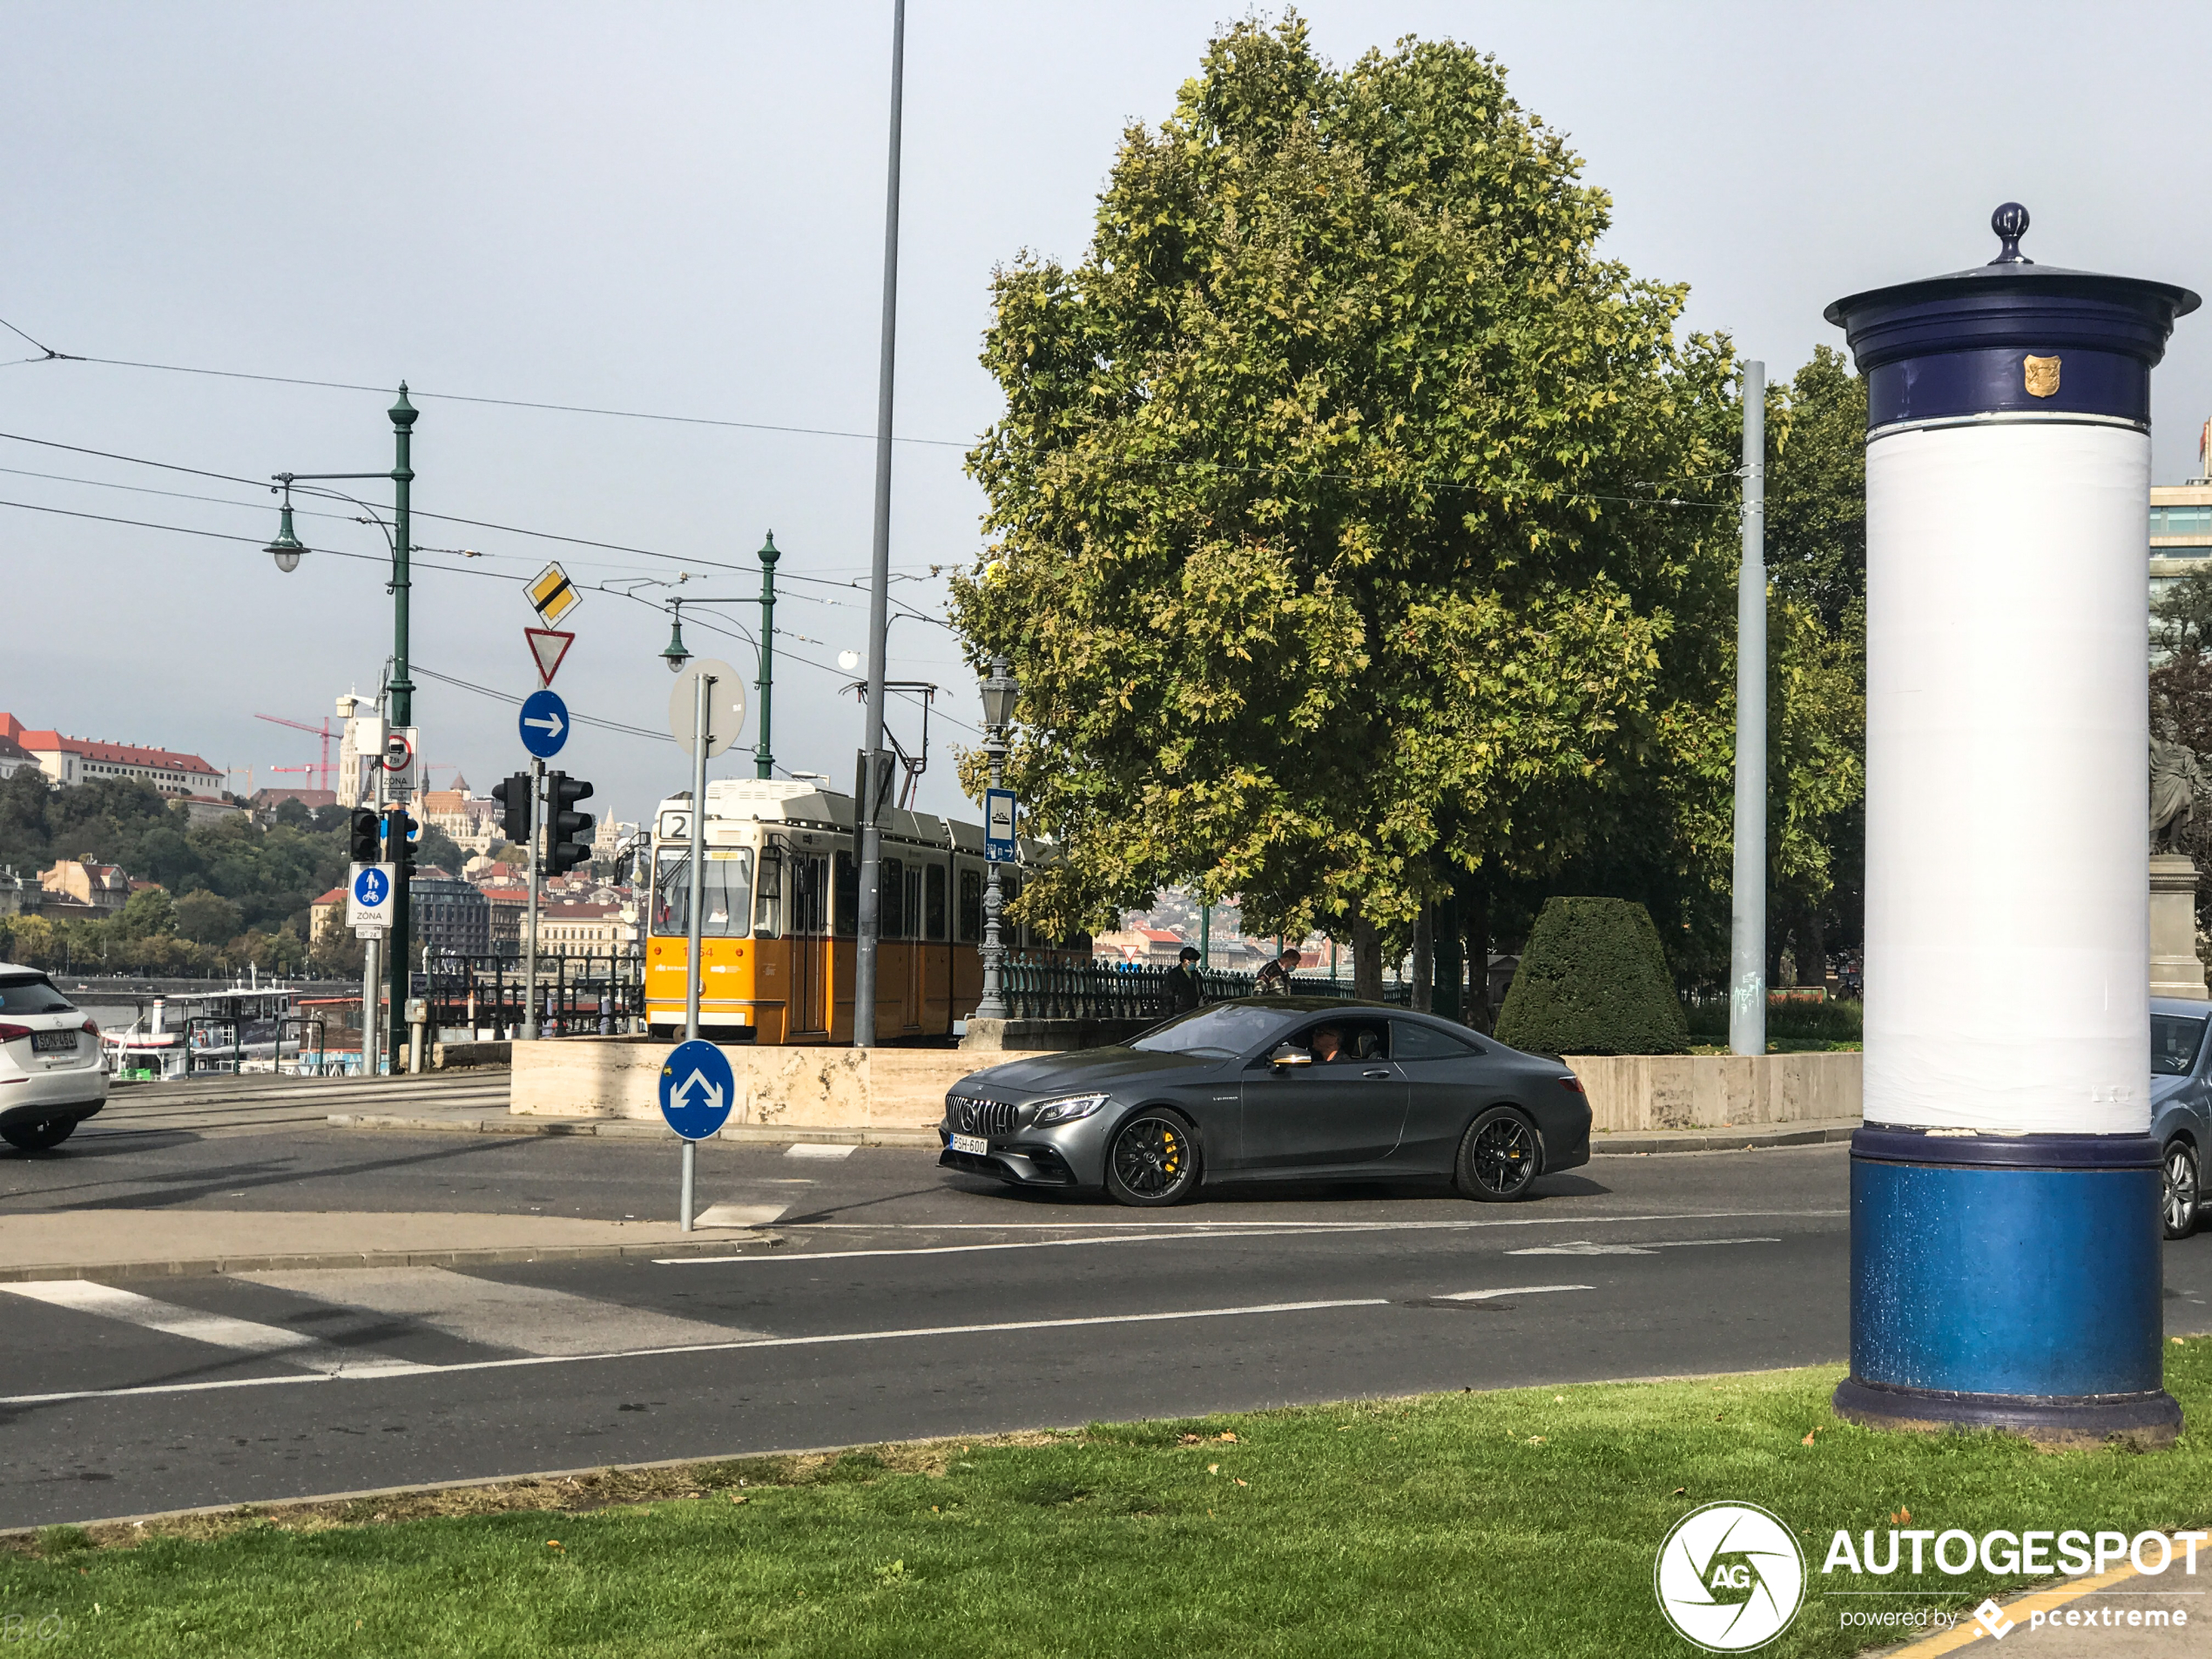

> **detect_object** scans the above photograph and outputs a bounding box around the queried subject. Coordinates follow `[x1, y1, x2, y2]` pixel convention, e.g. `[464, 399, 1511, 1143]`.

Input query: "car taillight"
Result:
[0, 1022, 29, 1042]
[80, 1017, 99, 1036]
[1557, 1074, 1585, 1094]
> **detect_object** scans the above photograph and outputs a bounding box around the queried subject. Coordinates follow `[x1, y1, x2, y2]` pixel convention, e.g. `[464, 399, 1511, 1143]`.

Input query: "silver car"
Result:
[2153, 995, 2212, 1239]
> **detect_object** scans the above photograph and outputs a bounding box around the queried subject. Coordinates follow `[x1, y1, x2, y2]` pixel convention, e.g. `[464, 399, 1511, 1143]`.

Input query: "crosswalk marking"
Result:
[1505, 1238, 1781, 1258]
[239, 1266, 769, 1356]
[785, 1143, 856, 1160]
[2, 1280, 429, 1377]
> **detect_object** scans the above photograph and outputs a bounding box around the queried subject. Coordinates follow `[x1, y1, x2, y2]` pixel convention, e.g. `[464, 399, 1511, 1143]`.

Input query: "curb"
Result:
[1590, 1124, 1858, 1156]
[326, 1114, 941, 1149]
[0, 1233, 786, 1285]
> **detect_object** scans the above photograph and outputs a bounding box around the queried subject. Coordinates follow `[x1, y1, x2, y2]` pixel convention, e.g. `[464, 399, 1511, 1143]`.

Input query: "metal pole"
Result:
[387, 388, 417, 1077]
[1198, 902, 1211, 974]
[853, 0, 906, 1049]
[976, 718, 1008, 1020]
[756, 534, 779, 780]
[523, 759, 544, 1039]
[681, 671, 711, 1235]
[361, 754, 386, 1075]
[1729, 361, 1768, 1056]
[685, 671, 711, 1042]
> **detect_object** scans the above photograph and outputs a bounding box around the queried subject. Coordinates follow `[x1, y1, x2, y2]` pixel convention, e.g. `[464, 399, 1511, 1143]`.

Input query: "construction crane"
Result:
[255, 713, 334, 791]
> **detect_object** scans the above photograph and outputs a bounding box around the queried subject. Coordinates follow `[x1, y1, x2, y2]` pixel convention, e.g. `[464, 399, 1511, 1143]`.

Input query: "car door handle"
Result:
[1362, 1069, 1392, 1079]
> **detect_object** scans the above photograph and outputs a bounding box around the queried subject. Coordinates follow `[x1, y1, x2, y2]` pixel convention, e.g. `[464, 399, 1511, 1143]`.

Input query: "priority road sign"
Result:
[347, 860, 397, 934]
[985, 787, 1017, 863]
[658, 1038, 734, 1141]
[526, 562, 580, 625]
[519, 688, 570, 759]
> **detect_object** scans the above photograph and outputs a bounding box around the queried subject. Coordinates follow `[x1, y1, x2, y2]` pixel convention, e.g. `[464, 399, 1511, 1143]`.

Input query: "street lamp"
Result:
[662, 604, 691, 673]
[267, 384, 419, 1076]
[974, 654, 1019, 1022]
[265, 489, 307, 573]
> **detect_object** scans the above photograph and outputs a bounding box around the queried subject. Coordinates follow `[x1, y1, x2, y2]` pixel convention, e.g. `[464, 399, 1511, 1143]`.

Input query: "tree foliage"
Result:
[1493, 895, 1689, 1055]
[953, 17, 1865, 986]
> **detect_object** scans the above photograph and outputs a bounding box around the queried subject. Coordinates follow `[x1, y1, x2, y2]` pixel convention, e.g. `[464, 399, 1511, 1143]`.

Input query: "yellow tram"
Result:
[643, 779, 1070, 1043]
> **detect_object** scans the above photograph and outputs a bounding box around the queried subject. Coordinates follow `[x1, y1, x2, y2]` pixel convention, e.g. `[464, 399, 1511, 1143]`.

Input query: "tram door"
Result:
[789, 853, 829, 1037]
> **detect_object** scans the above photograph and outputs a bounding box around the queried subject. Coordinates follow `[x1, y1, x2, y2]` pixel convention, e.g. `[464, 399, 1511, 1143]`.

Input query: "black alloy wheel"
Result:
[1455, 1106, 1541, 1202]
[0, 1117, 78, 1153]
[1104, 1110, 1199, 1207]
[2164, 1138, 2200, 1242]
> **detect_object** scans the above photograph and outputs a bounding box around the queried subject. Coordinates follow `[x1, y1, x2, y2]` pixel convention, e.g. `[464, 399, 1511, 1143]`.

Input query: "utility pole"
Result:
[1729, 361, 1767, 1057]
[387, 388, 417, 1076]
[756, 534, 779, 780]
[681, 670, 711, 1231]
[853, 0, 906, 1049]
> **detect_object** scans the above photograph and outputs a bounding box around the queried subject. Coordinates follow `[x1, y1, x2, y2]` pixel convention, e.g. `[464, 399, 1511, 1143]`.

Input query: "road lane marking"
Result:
[1506, 1238, 1781, 1257]
[785, 1143, 856, 1160]
[1, 1280, 429, 1378]
[785, 1210, 1844, 1232]
[1438, 1285, 1595, 1301]
[0, 1296, 1396, 1406]
[239, 1266, 773, 1356]
[661, 1216, 1833, 1266]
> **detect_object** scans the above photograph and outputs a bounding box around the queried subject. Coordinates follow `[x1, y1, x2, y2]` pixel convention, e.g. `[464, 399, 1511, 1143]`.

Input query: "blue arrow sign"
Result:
[519, 688, 570, 759]
[352, 866, 389, 908]
[658, 1038, 734, 1141]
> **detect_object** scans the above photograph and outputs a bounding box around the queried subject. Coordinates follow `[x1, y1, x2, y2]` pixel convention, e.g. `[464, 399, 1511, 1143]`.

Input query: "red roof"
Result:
[1138, 927, 1185, 944]
[481, 887, 530, 902]
[0, 713, 216, 774]
[544, 901, 620, 918]
[311, 887, 346, 906]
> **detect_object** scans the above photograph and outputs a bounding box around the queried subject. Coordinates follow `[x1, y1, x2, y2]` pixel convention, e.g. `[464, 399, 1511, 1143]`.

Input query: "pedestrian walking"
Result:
[1254, 946, 1302, 995]
[1165, 945, 1204, 1014]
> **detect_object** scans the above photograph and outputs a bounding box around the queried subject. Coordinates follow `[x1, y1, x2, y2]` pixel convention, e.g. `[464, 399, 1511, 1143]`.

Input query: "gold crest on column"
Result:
[2023, 354, 2061, 398]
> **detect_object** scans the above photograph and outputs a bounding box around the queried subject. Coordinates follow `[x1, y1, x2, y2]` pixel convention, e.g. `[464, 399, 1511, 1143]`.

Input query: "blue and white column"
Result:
[1828, 205, 2198, 1447]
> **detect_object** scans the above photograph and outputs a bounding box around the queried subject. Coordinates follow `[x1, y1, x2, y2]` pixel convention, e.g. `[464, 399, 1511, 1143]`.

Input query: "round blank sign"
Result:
[669, 659, 745, 759]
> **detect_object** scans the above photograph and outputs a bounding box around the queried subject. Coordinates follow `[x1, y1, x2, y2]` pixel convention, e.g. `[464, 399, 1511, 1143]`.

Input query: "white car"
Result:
[0, 963, 106, 1151]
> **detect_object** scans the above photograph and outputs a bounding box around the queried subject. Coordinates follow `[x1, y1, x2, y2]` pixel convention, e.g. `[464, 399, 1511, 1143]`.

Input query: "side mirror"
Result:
[1270, 1043, 1312, 1069]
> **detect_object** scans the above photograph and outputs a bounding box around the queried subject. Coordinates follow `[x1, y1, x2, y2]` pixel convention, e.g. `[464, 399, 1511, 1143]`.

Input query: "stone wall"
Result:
[1564, 1051, 1861, 1133]
[510, 1036, 978, 1134]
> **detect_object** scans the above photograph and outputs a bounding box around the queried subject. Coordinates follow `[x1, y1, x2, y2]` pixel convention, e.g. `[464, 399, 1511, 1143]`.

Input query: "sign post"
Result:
[658, 1038, 734, 1231]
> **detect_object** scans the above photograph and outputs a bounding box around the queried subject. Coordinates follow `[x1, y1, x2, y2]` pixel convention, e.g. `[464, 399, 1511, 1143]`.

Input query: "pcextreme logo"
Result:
[1655, 1501, 1807, 1652]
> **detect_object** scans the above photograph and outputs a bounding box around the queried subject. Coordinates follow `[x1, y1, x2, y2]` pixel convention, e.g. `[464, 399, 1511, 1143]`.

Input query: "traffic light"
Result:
[546, 772, 595, 875]
[381, 806, 418, 872]
[492, 772, 534, 846]
[348, 807, 381, 863]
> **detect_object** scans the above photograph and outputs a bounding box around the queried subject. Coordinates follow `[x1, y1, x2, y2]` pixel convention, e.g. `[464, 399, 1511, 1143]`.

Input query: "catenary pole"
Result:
[1729, 361, 1767, 1056]
[523, 759, 543, 1039]
[386, 388, 417, 1076]
[853, 0, 905, 1049]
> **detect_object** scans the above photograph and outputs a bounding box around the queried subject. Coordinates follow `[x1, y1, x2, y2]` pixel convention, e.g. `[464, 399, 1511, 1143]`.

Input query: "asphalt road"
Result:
[8, 1123, 2212, 1530]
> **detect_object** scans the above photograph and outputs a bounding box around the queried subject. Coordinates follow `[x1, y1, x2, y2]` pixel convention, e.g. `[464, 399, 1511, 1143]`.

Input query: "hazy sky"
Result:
[7, 2, 2209, 833]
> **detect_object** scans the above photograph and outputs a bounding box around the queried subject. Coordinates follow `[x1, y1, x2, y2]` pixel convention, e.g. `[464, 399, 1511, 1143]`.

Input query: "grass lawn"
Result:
[10, 1345, 2212, 1657]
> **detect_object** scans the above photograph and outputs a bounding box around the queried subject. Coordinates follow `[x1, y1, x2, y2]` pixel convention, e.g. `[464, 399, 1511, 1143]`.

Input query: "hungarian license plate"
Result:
[30, 1031, 76, 1054]
[950, 1132, 988, 1156]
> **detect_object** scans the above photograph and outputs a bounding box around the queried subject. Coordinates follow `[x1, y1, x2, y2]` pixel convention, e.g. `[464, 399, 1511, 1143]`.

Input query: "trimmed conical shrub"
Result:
[1494, 896, 1689, 1056]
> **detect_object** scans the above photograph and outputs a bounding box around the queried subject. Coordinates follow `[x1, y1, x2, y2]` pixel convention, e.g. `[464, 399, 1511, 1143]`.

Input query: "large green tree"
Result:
[953, 17, 1759, 989]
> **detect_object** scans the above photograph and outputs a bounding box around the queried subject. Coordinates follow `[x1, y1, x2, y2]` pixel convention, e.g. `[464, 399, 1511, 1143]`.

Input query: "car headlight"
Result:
[1028, 1092, 1109, 1127]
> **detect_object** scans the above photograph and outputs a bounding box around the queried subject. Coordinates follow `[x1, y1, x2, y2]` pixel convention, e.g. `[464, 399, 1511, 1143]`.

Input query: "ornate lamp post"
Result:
[974, 656, 1019, 1021]
[268, 386, 418, 1075]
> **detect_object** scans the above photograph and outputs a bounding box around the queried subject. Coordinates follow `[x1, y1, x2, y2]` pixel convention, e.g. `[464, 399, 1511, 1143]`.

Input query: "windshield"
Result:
[651, 846, 753, 937]
[1131, 1003, 1286, 1059]
[2154, 1014, 2206, 1077]
[0, 975, 74, 1015]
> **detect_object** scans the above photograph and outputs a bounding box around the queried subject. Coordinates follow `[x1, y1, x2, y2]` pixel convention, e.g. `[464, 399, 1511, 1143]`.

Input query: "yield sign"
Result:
[525, 627, 574, 687]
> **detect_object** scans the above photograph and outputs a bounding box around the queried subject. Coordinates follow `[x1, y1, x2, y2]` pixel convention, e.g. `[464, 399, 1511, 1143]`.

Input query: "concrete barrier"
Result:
[1564, 1050, 1861, 1133]
[510, 1037, 977, 1136]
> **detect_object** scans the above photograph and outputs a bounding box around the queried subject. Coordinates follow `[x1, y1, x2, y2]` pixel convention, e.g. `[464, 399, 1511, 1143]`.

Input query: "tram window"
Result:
[925, 863, 948, 941]
[652, 846, 752, 937]
[882, 859, 905, 939]
[833, 851, 859, 937]
[755, 848, 784, 939]
[906, 865, 925, 941]
[957, 868, 981, 942]
[793, 855, 827, 935]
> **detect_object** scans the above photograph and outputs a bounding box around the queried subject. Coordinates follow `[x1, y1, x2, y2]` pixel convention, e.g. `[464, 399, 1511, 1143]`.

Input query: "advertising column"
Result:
[1827, 205, 2198, 1444]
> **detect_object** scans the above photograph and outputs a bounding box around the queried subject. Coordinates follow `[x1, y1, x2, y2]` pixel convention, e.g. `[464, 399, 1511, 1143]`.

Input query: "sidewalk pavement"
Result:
[0, 1207, 787, 1284]
[1590, 1118, 1859, 1155]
